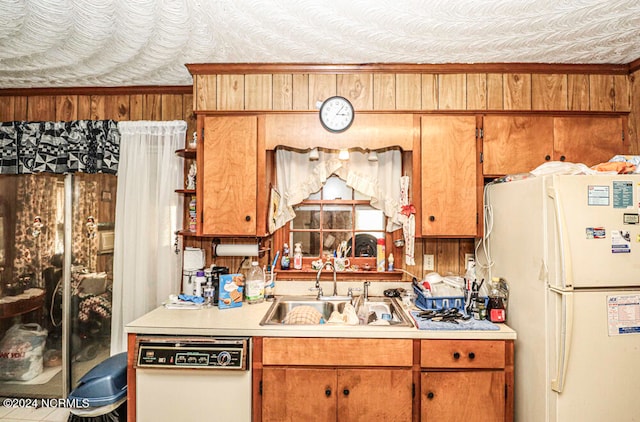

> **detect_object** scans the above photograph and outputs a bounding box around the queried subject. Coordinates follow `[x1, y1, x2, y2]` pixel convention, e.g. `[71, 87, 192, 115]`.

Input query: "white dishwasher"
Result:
[134, 336, 251, 421]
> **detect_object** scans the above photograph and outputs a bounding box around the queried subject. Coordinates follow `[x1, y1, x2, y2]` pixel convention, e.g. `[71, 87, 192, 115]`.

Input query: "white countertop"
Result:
[126, 281, 516, 340]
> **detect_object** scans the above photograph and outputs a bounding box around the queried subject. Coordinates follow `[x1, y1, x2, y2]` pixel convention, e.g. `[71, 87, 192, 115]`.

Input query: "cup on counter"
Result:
[334, 257, 350, 272]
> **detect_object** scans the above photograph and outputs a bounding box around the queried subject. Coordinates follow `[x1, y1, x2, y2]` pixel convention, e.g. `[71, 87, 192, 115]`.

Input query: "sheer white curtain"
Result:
[110, 121, 185, 353]
[274, 148, 403, 232]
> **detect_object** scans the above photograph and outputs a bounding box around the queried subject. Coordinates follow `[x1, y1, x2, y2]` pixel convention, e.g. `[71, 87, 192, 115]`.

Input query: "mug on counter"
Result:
[334, 257, 350, 272]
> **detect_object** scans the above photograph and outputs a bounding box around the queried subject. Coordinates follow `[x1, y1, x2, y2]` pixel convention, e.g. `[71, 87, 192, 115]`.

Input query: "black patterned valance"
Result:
[0, 120, 120, 174]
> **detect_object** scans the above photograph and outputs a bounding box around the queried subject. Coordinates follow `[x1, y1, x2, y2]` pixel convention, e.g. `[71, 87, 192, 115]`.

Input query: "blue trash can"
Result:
[67, 352, 128, 421]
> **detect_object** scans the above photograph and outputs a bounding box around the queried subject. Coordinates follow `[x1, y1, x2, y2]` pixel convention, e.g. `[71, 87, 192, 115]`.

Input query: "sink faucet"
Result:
[363, 281, 371, 302]
[315, 261, 338, 297]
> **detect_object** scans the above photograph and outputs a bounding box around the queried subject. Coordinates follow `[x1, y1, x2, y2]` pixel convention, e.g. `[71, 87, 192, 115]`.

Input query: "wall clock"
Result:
[319, 96, 354, 133]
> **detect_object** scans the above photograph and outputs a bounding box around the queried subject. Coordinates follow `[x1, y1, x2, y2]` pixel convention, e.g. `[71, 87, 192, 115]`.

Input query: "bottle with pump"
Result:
[281, 243, 290, 270]
[293, 243, 303, 270]
[245, 262, 265, 304]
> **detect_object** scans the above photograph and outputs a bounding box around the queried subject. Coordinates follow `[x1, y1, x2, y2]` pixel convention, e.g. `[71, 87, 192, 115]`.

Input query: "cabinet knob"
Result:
[427, 391, 435, 400]
[560, 155, 566, 161]
[468, 352, 476, 359]
[545, 155, 551, 161]
[453, 352, 460, 359]
[429, 215, 435, 222]
[245, 215, 251, 222]
[343, 388, 350, 396]
[325, 388, 331, 397]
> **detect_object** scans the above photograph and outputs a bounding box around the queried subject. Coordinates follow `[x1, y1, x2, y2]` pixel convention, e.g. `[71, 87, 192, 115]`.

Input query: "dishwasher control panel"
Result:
[135, 337, 248, 370]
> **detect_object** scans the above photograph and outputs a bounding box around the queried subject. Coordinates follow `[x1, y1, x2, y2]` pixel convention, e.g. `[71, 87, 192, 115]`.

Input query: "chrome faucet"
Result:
[315, 261, 339, 298]
[363, 281, 371, 302]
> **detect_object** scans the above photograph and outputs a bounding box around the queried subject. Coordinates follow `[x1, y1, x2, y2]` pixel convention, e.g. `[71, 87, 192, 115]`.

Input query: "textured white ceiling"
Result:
[1, 0, 639, 89]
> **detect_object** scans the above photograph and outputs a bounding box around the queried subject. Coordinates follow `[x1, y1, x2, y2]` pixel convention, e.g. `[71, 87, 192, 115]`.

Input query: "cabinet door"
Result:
[553, 116, 626, 166]
[201, 116, 257, 235]
[337, 369, 413, 421]
[262, 367, 337, 421]
[421, 371, 505, 422]
[483, 115, 554, 176]
[421, 115, 478, 236]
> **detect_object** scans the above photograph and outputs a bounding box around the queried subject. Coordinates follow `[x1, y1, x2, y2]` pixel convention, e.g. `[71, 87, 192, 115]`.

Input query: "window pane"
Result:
[291, 232, 319, 257]
[292, 205, 320, 229]
[355, 206, 384, 230]
[323, 176, 351, 200]
[323, 232, 352, 256]
[322, 205, 352, 229]
[307, 189, 321, 200]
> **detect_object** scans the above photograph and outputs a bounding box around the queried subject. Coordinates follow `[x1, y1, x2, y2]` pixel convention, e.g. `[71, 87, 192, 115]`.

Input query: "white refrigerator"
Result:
[483, 174, 640, 422]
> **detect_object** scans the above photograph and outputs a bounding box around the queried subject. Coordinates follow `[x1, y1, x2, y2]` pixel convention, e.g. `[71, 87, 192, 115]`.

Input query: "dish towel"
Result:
[410, 311, 500, 331]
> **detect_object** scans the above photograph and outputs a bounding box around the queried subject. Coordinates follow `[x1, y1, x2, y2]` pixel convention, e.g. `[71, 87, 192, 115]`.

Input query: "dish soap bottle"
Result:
[281, 243, 290, 270]
[245, 261, 265, 304]
[293, 243, 303, 270]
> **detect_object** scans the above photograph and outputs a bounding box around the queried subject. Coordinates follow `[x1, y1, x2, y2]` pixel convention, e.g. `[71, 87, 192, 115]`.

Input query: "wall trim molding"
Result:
[0, 85, 192, 97]
[187, 62, 631, 76]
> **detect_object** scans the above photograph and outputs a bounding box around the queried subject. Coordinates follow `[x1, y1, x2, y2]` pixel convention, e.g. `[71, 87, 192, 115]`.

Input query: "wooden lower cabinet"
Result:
[420, 339, 513, 422]
[262, 367, 413, 421]
[257, 337, 514, 422]
[421, 371, 505, 421]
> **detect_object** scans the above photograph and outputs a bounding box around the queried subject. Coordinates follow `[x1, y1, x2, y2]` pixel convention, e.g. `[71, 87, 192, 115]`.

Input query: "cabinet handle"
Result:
[429, 215, 435, 222]
[560, 155, 566, 161]
[325, 388, 331, 397]
[245, 215, 251, 221]
[427, 391, 435, 400]
[545, 155, 551, 161]
[468, 352, 476, 359]
[343, 388, 350, 396]
[453, 352, 460, 359]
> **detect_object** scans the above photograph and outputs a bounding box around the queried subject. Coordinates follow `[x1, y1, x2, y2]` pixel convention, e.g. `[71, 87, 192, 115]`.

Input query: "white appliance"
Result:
[134, 336, 252, 421]
[482, 174, 640, 422]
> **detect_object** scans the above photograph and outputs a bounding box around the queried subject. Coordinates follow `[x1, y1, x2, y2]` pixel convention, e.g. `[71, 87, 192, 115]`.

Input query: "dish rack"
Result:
[412, 283, 487, 312]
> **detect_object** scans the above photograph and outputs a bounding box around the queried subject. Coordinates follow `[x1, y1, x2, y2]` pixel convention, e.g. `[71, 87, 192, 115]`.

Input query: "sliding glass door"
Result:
[0, 173, 116, 398]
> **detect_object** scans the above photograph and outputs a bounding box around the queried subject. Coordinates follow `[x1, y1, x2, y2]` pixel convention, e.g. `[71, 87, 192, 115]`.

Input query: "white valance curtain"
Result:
[274, 148, 403, 232]
[110, 121, 185, 354]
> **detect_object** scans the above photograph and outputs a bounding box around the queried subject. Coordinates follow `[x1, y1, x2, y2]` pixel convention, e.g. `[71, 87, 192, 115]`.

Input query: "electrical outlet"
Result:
[423, 254, 434, 271]
[465, 253, 475, 267]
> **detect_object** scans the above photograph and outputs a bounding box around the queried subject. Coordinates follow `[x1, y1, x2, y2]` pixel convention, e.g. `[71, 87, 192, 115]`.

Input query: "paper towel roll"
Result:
[214, 244, 259, 257]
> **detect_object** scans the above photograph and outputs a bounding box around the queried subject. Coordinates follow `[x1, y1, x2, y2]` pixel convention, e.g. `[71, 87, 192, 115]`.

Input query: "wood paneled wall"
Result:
[0, 87, 196, 136]
[189, 64, 631, 114]
[188, 63, 637, 278]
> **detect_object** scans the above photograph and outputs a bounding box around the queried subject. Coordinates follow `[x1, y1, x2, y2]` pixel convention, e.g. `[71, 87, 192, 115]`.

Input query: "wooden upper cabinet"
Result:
[553, 115, 626, 166]
[200, 115, 260, 236]
[483, 114, 627, 176]
[482, 115, 554, 176]
[421, 115, 478, 237]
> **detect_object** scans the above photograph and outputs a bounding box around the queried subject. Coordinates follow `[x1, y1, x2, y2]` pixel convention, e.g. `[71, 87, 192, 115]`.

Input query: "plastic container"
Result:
[194, 271, 205, 297]
[487, 277, 509, 322]
[281, 244, 290, 270]
[413, 283, 487, 313]
[388, 253, 394, 271]
[203, 280, 214, 307]
[67, 352, 127, 418]
[245, 262, 265, 304]
[293, 243, 303, 270]
[376, 238, 385, 272]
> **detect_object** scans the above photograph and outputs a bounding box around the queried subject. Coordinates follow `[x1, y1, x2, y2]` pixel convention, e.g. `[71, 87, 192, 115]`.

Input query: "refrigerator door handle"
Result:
[550, 287, 574, 393]
[547, 185, 574, 289]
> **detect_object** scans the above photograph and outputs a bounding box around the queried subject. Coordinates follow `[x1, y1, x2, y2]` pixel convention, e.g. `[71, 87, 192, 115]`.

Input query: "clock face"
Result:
[319, 96, 354, 133]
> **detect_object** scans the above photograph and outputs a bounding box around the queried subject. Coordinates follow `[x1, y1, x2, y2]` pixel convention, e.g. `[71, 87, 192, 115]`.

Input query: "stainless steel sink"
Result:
[259, 295, 413, 327]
